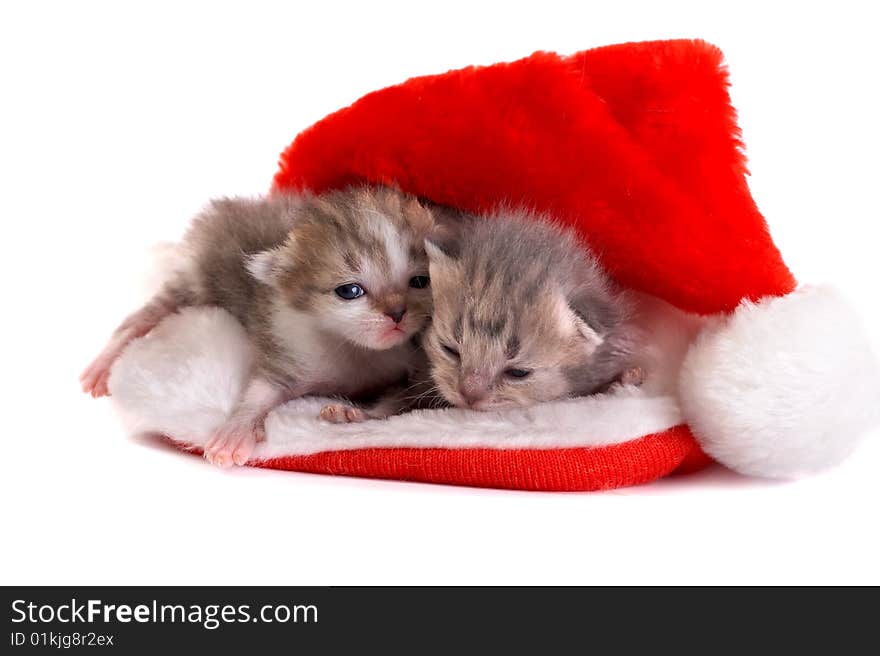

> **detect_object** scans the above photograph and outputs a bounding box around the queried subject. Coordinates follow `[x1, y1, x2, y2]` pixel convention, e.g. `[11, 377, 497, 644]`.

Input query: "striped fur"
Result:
[423, 208, 637, 410]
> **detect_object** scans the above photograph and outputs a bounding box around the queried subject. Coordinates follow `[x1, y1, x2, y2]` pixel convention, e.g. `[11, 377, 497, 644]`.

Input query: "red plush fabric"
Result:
[273, 39, 795, 314]
[179, 426, 709, 491]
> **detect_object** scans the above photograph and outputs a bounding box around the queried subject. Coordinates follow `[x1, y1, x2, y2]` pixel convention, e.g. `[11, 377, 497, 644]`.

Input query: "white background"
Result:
[2, 0, 878, 585]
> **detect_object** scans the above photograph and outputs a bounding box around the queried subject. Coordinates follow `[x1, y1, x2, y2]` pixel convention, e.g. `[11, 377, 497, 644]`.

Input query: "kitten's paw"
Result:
[79, 356, 114, 398]
[620, 366, 644, 387]
[319, 404, 368, 424]
[203, 422, 263, 468]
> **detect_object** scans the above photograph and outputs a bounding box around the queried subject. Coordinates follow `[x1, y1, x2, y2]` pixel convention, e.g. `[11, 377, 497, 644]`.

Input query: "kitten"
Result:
[81, 186, 434, 465]
[422, 208, 638, 410]
[321, 207, 639, 421]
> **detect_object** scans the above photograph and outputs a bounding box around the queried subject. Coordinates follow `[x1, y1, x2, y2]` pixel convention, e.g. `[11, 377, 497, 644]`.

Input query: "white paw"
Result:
[203, 421, 264, 468]
[319, 403, 369, 424]
[80, 355, 116, 398]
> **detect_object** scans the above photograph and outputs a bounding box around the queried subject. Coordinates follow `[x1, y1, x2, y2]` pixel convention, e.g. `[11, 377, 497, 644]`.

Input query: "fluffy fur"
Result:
[423, 209, 637, 410]
[273, 40, 796, 314]
[679, 286, 880, 477]
[110, 307, 254, 440]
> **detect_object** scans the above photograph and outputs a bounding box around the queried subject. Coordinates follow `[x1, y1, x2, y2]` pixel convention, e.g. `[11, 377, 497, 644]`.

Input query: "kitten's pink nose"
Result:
[384, 306, 406, 324]
[460, 388, 487, 406]
[459, 374, 489, 407]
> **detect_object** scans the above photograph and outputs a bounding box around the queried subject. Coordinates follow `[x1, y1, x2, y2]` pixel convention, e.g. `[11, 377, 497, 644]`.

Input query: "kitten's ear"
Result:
[246, 247, 285, 286]
[401, 195, 435, 234]
[571, 309, 604, 352]
[425, 235, 457, 263]
[562, 296, 606, 355]
[425, 208, 467, 261]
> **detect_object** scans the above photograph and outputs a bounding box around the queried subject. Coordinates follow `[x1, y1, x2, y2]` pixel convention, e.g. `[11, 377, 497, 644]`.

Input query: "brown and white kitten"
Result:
[422, 208, 638, 410]
[81, 186, 434, 465]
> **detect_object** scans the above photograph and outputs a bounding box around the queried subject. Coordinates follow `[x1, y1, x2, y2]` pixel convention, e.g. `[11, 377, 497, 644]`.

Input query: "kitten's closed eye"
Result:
[335, 283, 365, 300]
[505, 368, 532, 379]
[441, 344, 460, 359]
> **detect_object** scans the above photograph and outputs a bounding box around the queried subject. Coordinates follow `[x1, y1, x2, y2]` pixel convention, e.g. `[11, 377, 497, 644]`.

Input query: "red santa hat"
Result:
[109, 39, 879, 490]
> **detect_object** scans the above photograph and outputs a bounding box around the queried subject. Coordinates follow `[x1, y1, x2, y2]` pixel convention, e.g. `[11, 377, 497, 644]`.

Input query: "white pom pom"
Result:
[108, 307, 254, 441]
[679, 286, 880, 477]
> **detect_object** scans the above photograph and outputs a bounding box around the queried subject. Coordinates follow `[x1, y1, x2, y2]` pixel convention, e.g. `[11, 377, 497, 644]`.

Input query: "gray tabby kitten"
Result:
[422, 209, 639, 410]
[322, 207, 639, 421]
[82, 186, 434, 465]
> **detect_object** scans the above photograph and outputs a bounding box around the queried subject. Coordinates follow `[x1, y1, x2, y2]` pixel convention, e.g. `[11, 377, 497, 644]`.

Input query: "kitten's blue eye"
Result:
[335, 284, 365, 300]
[409, 275, 430, 289]
[442, 344, 460, 359]
[505, 368, 532, 379]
